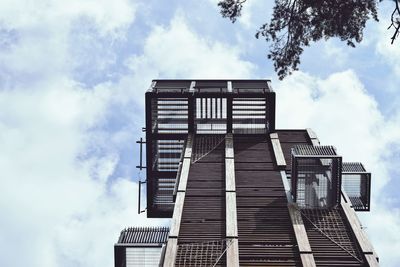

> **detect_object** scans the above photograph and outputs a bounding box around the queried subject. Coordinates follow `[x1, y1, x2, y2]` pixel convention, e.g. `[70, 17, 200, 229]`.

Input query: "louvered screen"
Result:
[194, 97, 227, 134]
[151, 139, 185, 213]
[126, 247, 162, 267]
[232, 97, 267, 134]
[151, 98, 188, 134]
[153, 140, 185, 172]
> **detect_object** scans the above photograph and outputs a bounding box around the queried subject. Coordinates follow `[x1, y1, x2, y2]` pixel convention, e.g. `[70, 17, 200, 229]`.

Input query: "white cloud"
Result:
[0, 0, 136, 87]
[0, 5, 259, 267]
[0, 0, 136, 35]
[129, 12, 255, 78]
[0, 1, 163, 267]
[110, 12, 256, 107]
[276, 70, 400, 266]
[0, 78, 169, 267]
[363, 206, 400, 267]
[322, 40, 348, 67]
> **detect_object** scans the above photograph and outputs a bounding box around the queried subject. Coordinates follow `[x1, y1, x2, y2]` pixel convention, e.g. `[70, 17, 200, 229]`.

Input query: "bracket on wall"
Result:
[136, 137, 146, 170]
[137, 134, 147, 214]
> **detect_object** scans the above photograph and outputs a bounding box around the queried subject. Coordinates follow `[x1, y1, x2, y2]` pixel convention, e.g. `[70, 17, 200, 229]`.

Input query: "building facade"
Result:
[115, 80, 378, 267]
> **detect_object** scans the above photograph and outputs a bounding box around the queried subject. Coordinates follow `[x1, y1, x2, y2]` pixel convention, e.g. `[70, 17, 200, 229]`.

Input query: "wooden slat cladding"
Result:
[276, 130, 310, 143]
[234, 137, 301, 266]
[277, 130, 312, 172]
[177, 138, 226, 252]
[301, 208, 365, 267]
[168, 131, 374, 267]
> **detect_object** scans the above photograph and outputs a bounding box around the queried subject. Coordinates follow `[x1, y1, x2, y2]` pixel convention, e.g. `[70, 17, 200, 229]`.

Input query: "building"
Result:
[115, 79, 378, 266]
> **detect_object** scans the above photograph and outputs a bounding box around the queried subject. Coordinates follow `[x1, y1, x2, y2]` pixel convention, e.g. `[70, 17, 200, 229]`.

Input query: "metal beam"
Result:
[365, 254, 380, 267]
[306, 128, 320, 146]
[226, 192, 238, 237]
[341, 191, 380, 265]
[189, 81, 196, 92]
[270, 133, 287, 169]
[169, 192, 185, 237]
[225, 134, 239, 267]
[226, 238, 239, 267]
[227, 97, 233, 133]
[145, 92, 153, 214]
[163, 134, 193, 267]
[177, 159, 190, 192]
[268, 92, 276, 132]
[188, 85, 195, 133]
[147, 80, 156, 93]
[227, 81, 233, 93]
[225, 158, 235, 192]
[163, 238, 178, 267]
[288, 204, 313, 253]
[273, 133, 316, 267]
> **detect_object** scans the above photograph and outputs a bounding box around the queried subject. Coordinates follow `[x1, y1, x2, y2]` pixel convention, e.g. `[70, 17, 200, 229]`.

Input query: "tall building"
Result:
[115, 80, 378, 266]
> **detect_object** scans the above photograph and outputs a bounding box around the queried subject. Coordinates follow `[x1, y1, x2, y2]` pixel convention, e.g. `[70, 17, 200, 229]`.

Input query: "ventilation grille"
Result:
[118, 227, 169, 244]
[342, 162, 366, 173]
[292, 145, 337, 156]
[126, 247, 163, 267]
[152, 98, 188, 134]
[154, 140, 185, 171]
[232, 98, 267, 134]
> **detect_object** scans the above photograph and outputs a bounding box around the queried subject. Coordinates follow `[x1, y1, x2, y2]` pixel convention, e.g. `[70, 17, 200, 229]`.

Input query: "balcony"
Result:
[291, 145, 342, 209]
[342, 162, 371, 211]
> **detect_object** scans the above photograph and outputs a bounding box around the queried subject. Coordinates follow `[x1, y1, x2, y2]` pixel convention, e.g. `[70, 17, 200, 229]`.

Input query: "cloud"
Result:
[109, 11, 257, 107]
[0, 0, 136, 34]
[0, 1, 160, 267]
[322, 40, 348, 67]
[0, 78, 159, 267]
[129, 12, 255, 78]
[0, 0, 137, 89]
[276, 70, 400, 266]
[0, 5, 259, 267]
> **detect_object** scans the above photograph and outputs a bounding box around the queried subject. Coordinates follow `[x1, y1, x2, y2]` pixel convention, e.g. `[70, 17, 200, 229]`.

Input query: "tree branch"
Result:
[389, 0, 400, 44]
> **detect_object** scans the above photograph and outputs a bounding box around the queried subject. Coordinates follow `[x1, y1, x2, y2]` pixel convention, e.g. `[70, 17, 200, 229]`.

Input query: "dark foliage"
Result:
[218, 0, 247, 23]
[218, 0, 399, 79]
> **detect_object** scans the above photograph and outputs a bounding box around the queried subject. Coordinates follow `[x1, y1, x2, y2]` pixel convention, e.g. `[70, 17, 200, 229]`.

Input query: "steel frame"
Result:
[291, 147, 342, 208]
[145, 80, 275, 217]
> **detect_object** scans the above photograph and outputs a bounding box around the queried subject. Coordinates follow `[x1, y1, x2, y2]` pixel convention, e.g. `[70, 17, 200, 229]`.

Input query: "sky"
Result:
[0, 0, 399, 266]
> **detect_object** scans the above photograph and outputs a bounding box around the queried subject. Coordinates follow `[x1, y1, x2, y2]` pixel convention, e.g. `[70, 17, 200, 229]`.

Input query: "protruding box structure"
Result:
[291, 145, 342, 209]
[114, 227, 169, 267]
[342, 162, 371, 211]
[145, 80, 275, 217]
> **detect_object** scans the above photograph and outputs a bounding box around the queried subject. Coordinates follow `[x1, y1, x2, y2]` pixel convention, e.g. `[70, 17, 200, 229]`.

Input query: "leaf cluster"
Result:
[218, 0, 247, 23]
[219, 0, 379, 79]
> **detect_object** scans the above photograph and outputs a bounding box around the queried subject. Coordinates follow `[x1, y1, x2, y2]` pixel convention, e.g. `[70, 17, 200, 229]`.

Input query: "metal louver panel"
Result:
[126, 247, 162, 267]
[118, 227, 169, 244]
